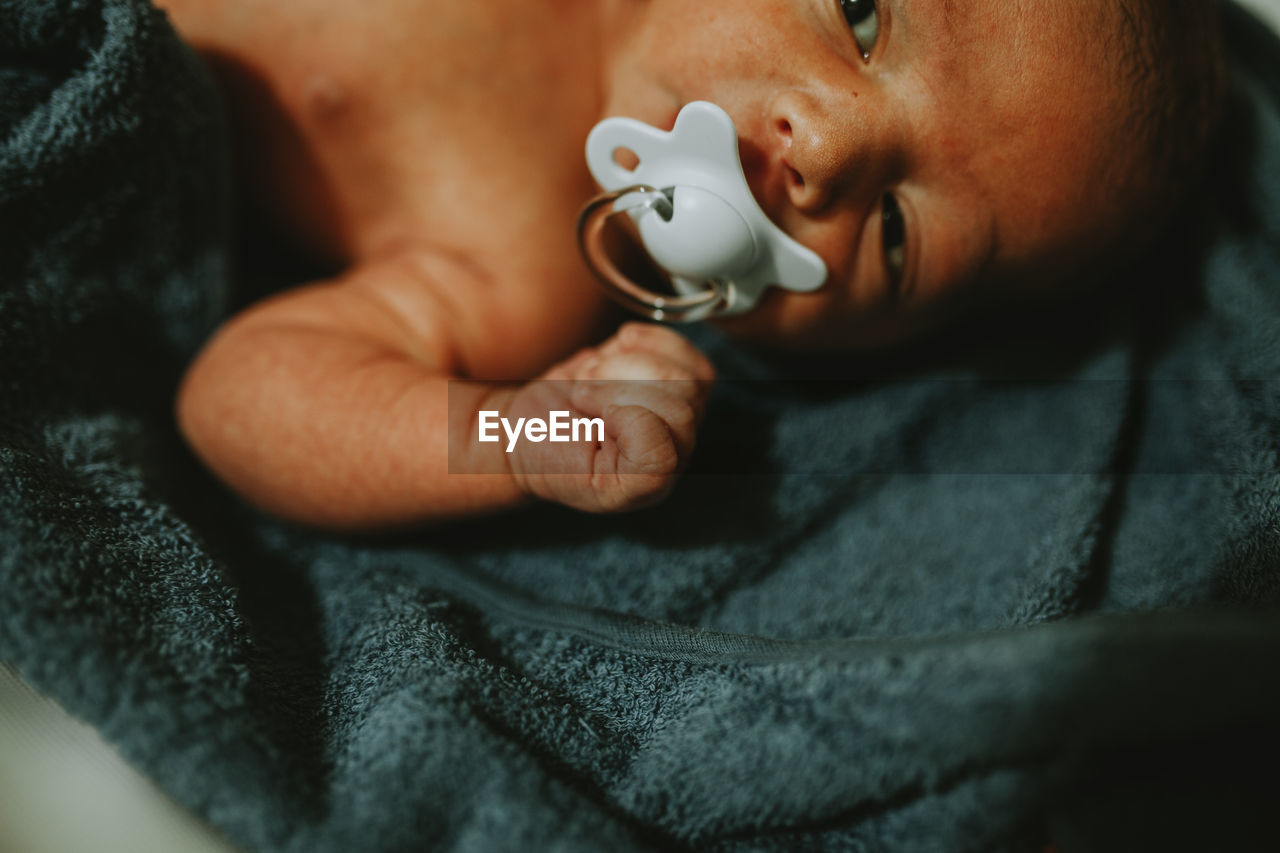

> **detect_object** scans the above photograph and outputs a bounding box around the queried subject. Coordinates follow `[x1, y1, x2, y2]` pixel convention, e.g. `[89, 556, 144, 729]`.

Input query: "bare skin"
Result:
[171, 0, 1165, 529]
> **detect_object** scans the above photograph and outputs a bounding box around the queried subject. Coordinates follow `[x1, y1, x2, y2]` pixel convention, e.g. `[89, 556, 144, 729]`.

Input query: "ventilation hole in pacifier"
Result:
[611, 146, 641, 172]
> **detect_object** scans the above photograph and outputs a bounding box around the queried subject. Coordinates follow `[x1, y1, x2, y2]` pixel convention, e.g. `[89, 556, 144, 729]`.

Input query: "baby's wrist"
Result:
[454, 382, 543, 502]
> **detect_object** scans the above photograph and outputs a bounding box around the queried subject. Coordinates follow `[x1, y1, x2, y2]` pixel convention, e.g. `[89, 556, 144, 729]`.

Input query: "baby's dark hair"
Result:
[1112, 0, 1227, 235]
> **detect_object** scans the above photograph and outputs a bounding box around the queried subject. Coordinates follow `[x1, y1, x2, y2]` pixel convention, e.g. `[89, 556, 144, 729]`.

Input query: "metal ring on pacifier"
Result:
[577, 185, 727, 323]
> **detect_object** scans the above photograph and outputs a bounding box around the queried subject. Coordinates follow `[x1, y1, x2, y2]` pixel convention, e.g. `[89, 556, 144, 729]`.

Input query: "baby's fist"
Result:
[509, 323, 714, 512]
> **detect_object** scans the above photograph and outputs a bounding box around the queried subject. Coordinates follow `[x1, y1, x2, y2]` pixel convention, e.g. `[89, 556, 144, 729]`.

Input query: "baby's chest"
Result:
[184, 0, 604, 268]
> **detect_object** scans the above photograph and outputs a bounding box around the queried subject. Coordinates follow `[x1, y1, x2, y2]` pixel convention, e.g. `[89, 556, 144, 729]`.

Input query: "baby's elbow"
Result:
[174, 328, 251, 485]
[174, 344, 222, 472]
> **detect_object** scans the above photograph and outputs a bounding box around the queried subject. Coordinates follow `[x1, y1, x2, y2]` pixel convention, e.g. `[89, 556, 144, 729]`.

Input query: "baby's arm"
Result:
[176, 251, 713, 530]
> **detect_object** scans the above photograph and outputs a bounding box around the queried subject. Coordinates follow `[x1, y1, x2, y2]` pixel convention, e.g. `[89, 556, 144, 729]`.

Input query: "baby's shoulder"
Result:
[163, 0, 605, 274]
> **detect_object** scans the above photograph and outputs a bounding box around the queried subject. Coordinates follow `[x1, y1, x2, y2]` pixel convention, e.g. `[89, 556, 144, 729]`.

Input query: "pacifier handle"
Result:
[577, 185, 727, 323]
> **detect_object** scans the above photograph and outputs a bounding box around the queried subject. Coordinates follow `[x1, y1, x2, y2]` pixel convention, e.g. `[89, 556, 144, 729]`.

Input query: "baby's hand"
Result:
[507, 323, 714, 513]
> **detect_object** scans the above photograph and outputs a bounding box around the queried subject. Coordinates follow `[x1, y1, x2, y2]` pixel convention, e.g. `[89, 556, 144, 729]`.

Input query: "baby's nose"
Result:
[768, 89, 887, 214]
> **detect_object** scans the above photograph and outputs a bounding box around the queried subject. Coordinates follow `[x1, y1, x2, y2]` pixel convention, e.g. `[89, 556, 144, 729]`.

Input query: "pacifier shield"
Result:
[579, 101, 827, 321]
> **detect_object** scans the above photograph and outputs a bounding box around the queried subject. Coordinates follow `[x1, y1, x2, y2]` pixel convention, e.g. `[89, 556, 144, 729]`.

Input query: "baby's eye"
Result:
[881, 193, 907, 296]
[839, 0, 880, 60]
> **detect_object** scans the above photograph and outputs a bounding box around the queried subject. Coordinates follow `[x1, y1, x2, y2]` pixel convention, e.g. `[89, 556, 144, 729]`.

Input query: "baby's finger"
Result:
[540, 346, 601, 382]
[584, 348, 700, 383]
[605, 404, 681, 480]
[571, 380, 700, 462]
[603, 322, 716, 383]
[577, 348, 711, 446]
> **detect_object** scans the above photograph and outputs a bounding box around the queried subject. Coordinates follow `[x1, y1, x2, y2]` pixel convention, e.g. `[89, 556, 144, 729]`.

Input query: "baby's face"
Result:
[603, 0, 1157, 348]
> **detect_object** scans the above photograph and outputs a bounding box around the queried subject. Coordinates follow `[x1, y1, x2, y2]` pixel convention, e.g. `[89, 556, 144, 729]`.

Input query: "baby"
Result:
[169, 0, 1225, 529]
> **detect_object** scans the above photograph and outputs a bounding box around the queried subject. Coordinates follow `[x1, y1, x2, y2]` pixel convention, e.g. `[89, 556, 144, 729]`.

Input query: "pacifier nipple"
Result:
[577, 101, 826, 322]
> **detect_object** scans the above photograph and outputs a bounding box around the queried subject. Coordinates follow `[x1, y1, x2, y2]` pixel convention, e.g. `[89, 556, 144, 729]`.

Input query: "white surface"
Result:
[0, 665, 241, 853]
[1238, 0, 1280, 33]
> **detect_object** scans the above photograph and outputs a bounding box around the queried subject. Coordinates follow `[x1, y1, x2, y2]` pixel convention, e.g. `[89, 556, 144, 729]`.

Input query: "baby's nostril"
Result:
[777, 119, 792, 138]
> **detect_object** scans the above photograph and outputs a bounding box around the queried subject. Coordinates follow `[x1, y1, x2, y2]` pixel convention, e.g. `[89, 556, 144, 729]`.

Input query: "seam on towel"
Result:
[409, 551, 1278, 666]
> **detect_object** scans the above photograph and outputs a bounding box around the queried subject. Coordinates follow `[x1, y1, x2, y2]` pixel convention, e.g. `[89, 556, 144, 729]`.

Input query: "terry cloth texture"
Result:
[3, 1, 1280, 850]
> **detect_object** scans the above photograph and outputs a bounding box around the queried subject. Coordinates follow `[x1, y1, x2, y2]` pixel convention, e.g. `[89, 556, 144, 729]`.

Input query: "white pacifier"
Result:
[577, 101, 827, 322]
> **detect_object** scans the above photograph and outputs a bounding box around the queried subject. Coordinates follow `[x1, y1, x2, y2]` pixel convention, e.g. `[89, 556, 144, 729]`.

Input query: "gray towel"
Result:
[3, 1, 1280, 850]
